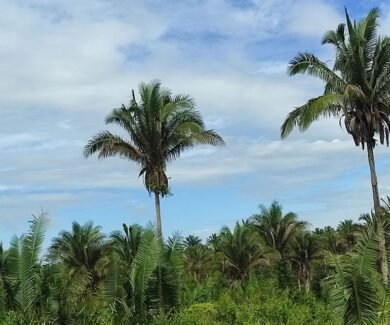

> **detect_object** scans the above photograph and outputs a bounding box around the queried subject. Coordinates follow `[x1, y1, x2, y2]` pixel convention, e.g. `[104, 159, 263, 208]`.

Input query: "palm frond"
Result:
[288, 52, 344, 87]
[281, 94, 343, 138]
[83, 131, 143, 162]
[8, 213, 49, 313]
[130, 230, 161, 317]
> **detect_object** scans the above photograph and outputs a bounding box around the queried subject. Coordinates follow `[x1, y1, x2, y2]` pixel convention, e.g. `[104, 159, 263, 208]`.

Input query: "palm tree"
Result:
[49, 221, 107, 290]
[110, 223, 143, 267]
[249, 201, 307, 258]
[280, 8, 390, 283]
[183, 235, 202, 249]
[313, 226, 341, 253]
[216, 222, 268, 283]
[336, 219, 361, 252]
[84, 80, 225, 238]
[206, 233, 220, 251]
[183, 243, 212, 283]
[290, 232, 321, 292]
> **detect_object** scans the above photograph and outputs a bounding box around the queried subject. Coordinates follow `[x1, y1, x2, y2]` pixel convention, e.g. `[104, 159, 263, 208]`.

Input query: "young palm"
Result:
[183, 243, 213, 283]
[314, 226, 345, 254]
[49, 222, 107, 290]
[290, 232, 321, 292]
[280, 8, 390, 283]
[84, 80, 225, 238]
[249, 201, 307, 258]
[183, 235, 202, 249]
[216, 222, 268, 283]
[336, 219, 361, 252]
[110, 223, 143, 267]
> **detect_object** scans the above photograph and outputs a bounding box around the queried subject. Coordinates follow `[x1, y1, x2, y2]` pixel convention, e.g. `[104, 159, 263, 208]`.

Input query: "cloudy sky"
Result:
[1, 0, 390, 242]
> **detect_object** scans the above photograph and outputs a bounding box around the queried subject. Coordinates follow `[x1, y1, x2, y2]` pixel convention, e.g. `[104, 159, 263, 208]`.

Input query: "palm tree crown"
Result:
[281, 8, 390, 147]
[49, 221, 106, 289]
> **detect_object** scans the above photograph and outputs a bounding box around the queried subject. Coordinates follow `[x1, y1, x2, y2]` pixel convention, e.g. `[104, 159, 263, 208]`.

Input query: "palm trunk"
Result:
[154, 192, 164, 310]
[154, 192, 162, 238]
[367, 141, 388, 285]
[367, 142, 381, 216]
[304, 276, 310, 293]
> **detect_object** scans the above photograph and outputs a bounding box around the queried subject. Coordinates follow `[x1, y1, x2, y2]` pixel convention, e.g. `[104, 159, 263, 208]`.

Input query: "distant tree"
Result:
[217, 222, 268, 283]
[290, 233, 321, 292]
[110, 223, 143, 267]
[183, 235, 202, 249]
[183, 245, 212, 283]
[337, 219, 361, 252]
[314, 226, 344, 254]
[50, 221, 107, 290]
[250, 201, 307, 258]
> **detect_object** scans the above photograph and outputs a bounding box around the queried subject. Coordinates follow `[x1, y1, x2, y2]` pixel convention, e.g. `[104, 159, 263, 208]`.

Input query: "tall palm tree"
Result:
[84, 80, 225, 238]
[280, 8, 390, 283]
[249, 201, 307, 258]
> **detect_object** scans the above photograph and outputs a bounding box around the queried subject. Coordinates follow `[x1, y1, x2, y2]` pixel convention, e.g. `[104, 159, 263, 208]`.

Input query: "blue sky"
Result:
[1, 0, 390, 244]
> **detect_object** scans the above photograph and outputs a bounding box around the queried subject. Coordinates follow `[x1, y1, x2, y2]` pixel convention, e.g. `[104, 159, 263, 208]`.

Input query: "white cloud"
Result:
[287, 0, 342, 37]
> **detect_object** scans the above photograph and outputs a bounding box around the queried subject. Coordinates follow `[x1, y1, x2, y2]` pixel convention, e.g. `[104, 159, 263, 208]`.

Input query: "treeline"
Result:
[0, 200, 389, 324]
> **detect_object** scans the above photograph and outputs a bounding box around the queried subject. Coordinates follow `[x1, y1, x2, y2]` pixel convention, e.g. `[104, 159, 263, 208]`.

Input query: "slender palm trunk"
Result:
[304, 279, 310, 293]
[154, 192, 162, 238]
[367, 142, 388, 285]
[154, 191, 164, 310]
[367, 142, 381, 216]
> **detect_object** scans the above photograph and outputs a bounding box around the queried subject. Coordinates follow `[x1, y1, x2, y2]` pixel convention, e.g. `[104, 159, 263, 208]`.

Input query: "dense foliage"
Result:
[1, 201, 390, 324]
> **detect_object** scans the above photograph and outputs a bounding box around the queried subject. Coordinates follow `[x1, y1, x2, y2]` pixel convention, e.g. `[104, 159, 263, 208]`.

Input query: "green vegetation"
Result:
[2, 203, 390, 324]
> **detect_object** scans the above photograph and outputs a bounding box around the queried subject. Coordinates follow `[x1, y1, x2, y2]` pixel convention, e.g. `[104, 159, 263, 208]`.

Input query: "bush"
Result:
[154, 285, 340, 325]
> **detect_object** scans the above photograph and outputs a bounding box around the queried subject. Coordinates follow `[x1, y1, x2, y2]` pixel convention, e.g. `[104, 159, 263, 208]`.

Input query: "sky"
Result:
[1, 0, 390, 244]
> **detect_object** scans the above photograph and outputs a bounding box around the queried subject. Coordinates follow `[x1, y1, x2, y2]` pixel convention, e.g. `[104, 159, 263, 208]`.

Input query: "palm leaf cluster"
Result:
[84, 81, 223, 196]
